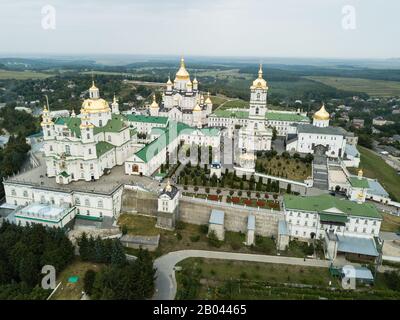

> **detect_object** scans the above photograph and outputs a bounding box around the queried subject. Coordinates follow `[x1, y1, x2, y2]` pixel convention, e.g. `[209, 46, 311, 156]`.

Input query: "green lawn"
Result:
[176, 258, 400, 300]
[216, 99, 248, 110]
[381, 212, 400, 232]
[256, 155, 312, 182]
[118, 213, 160, 236]
[51, 259, 104, 300]
[306, 76, 400, 97]
[0, 69, 53, 80]
[349, 146, 400, 201]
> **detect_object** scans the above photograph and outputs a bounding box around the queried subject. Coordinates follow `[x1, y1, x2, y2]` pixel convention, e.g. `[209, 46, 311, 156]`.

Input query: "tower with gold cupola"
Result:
[249, 65, 268, 118]
[81, 81, 112, 127]
[313, 104, 330, 128]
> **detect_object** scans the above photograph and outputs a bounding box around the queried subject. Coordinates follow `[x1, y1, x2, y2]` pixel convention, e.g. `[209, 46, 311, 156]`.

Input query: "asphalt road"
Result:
[152, 250, 330, 300]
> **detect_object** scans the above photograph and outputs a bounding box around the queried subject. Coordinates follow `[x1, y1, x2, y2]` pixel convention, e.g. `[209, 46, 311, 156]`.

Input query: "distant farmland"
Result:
[0, 69, 53, 80]
[305, 76, 400, 97]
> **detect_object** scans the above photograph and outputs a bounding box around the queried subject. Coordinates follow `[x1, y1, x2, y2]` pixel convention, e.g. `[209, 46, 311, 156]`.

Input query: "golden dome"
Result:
[166, 77, 172, 85]
[82, 98, 110, 114]
[250, 64, 268, 90]
[90, 81, 98, 90]
[313, 104, 330, 120]
[205, 92, 212, 104]
[150, 94, 159, 108]
[193, 103, 201, 112]
[193, 77, 198, 84]
[175, 57, 190, 80]
[186, 81, 192, 87]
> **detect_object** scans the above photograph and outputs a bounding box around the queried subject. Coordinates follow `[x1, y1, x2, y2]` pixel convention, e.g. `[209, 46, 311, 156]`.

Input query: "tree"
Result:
[83, 270, 96, 295]
[286, 183, 292, 194]
[110, 240, 127, 267]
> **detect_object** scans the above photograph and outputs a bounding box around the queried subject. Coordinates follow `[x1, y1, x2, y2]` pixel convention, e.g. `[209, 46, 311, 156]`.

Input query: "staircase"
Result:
[313, 155, 329, 190]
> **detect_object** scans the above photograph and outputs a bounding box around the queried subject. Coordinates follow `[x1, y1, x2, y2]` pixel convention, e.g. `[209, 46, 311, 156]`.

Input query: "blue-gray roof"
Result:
[278, 220, 289, 236]
[209, 209, 224, 225]
[367, 179, 389, 198]
[345, 144, 360, 157]
[247, 215, 255, 230]
[337, 235, 379, 257]
[341, 266, 374, 281]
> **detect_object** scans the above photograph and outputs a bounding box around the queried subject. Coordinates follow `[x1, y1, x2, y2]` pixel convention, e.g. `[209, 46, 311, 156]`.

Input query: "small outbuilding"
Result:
[208, 209, 225, 241]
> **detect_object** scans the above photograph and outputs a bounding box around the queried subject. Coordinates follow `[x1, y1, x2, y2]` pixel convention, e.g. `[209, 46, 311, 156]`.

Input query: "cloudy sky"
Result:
[0, 0, 399, 59]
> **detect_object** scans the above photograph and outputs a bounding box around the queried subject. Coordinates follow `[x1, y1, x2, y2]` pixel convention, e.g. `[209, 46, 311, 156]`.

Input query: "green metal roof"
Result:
[96, 141, 114, 157]
[211, 109, 250, 119]
[266, 111, 309, 122]
[348, 176, 369, 188]
[210, 109, 310, 123]
[283, 194, 381, 219]
[125, 114, 169, 125]
[54, 117, 82, 138]
[135, 121, 193, 163]
[320, 213, 348, 224]
[94, 114, 127, 134]
[59, 171, 70, 178]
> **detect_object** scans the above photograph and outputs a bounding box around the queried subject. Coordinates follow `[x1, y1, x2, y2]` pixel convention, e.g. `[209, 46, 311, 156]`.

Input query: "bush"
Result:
[230, 241, 241, 251]
[190, 235, 200, 242]
[176, 233, 183, 241]
[175, 221, 185, 230]
[83, 269, 96, 295]
[199, 225, 208, 235]
[208, 230, 222, 248]
[121, 225, 128, 235]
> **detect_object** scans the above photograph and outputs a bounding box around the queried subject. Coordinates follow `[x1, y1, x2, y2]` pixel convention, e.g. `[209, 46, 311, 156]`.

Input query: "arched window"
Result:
[85, 198, 90, 207]
[108, 135, 111, 142]
[98, 200, 103, 208]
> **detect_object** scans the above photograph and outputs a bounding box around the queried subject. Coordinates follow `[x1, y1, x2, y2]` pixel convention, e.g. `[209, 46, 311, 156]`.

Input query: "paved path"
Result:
[152, 250, 330, 300]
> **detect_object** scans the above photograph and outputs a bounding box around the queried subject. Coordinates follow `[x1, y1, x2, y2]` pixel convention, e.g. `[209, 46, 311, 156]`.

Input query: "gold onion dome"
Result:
[186, 81, 192, 87]
[90, 81, 98, 90]
[193, 103, 201, 112]
[251, 64, 268, 89]
[166, 77, 172, 85]
[175, 57, 190, 80]
[82, 98, 110, 113]
[205, 92, 212, 104]
[313, 104, 330, 120]
[193, 77, 198, 84]
[150, 94, 159, 108]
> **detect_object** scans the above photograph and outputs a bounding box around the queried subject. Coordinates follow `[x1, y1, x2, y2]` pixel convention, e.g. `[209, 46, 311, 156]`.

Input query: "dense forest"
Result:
[0, 222, 75, 299]
[78, 234, 156, 299]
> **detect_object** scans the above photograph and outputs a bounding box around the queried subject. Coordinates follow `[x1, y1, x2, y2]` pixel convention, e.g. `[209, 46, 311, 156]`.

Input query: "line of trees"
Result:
[0, 222, 74, 299]
[78, 234, 156, 300]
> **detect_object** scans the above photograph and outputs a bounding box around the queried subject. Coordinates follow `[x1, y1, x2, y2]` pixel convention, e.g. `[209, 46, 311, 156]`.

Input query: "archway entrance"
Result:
[313, 144, 328, 156]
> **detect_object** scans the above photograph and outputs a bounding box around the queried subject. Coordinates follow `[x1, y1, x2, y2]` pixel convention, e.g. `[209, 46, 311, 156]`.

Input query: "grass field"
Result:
[176, 258, 400, 300]
[118, 213, 160, 236]
[216, 99, 248, 110]
[306, 76, 400, 97]
[256, 156, 312, 181]
[0, 69, 53, 80]
[381, 212, 400, 232]
[348, 146, 400, 201]
[51, 259, 104, 300]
